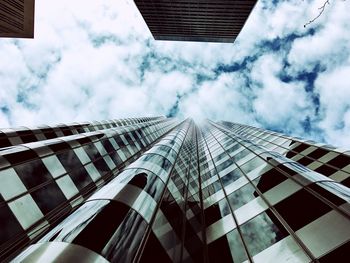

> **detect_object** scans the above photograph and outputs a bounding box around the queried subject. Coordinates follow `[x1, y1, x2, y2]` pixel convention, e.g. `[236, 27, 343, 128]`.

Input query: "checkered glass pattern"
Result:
[0, 117, 178, 260]
[1, 118, 350, 262]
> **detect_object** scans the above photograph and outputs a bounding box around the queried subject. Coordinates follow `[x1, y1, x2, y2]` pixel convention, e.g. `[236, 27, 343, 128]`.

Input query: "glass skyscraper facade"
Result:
[0, 117, 349, 262]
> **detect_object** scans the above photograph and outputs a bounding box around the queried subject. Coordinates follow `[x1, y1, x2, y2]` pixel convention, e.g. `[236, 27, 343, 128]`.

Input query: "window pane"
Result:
[240, 211, 289, 257]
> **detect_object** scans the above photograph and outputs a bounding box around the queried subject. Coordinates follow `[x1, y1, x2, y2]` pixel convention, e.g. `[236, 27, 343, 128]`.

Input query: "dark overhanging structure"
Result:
[0, 117, 349, 262]
[0, 0, 35, 38]
[134, 0, 257, 43]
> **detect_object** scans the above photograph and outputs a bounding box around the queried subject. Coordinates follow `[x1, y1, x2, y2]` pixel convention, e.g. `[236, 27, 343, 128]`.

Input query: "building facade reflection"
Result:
[0, 117, 349, 262]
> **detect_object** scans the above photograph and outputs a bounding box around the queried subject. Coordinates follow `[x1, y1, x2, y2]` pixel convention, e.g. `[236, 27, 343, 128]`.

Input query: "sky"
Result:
[0, 0, 350, 148]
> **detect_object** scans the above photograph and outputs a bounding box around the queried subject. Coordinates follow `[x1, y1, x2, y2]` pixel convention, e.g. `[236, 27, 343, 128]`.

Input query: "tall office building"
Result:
[0, 0, 35, 38]
[134, 0, 257, 43]
[0, 117, 349, 262]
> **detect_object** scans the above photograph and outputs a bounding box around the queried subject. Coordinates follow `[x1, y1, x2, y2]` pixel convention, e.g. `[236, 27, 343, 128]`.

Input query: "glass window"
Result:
[109, 150, 122, 166]
[240, 156, 265, 175]
[159, 188, 184, 236]
[3, 147, 38, 166]
[213, 151, 228, 163]
[227, 183, 257, 210]
[0, 168, 27, 200]
[42, 155, 66, 180]
[85, 163, 101, 182]
[315, 164, 338, 176]
[8, 194, 44, 230]
[68, 166, 94, 192]
[73, 147, 91, 165]
[290, 143, 310, 154]
[327, 154, 350, 169]
[56, 175, 79, 199]
[240, 212, 289, 257]
[202, 183, 219, 199]
[217, 198, 231, 217]
[0, 195, 26, 244]
[31, 181, 67, 214]
[113, 135, 126, 148]
[308, 182, 348, 205]
[253, 168, 288, 193]
[297, 156, 314, 166]
[225, 143, 241, 155]
[216, 159, 235, 173]
[274, 189, 332, 231]
[47, 141, 71, 152]
[101, 139, 116, 154]
[56, 150, 83, 172]
[204, 198, 230, 227]
[307, 148, 329, 160]
[208, 233, 234, 263]
[231, 149, 250, 162]
[139, 231, 172, 263]
[14, 159, 52, 189]
[227, 229, 248, 263]
[221, 168, 243, 187]
[136, 170, 165, 201]
[93, 158, 110, 175]
[318, 240, 350, 263]
[236, 153, 255, 166]
[123, 133, 135, 145]
[104, 155, 116, 170]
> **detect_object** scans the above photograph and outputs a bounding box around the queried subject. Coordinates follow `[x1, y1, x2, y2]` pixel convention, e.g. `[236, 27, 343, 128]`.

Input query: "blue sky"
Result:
[0, 0, 350, 148]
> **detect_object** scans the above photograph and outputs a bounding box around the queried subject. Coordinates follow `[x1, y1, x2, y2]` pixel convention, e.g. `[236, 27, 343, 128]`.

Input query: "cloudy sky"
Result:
[0, 0, 350, 148]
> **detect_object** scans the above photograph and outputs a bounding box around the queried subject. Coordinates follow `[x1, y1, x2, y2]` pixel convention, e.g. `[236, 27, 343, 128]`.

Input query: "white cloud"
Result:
[316, 65, 350, 147]
[179, 73, 256, 124]
[250, 54, 312, 130]
[288, 1, 350, 73]
[0, 0, 350, 149]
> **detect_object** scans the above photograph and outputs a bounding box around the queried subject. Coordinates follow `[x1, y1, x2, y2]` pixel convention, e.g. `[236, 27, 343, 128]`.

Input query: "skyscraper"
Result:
[134, 0, 257, 43]
[1, 117, 349, 262]
[0, 0, 35, 38]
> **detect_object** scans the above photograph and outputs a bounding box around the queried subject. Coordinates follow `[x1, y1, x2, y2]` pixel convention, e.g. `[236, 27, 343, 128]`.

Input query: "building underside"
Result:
[0, 117, 349, 262]
[134, 0, 257, 43]
[0, 0, 35, 38]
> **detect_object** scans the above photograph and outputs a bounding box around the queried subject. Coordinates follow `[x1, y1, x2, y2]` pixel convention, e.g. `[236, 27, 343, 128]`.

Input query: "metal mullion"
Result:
[195, 126, 209, 263]
[221, 122, 320, 157]
[208, 123, 318, 262]
[133, 120, 192, 263]
[222, 123, 297, 155]
[180, 143, 194, 262]
[201, 128, 254, 263]
[214, 121, 350, 221]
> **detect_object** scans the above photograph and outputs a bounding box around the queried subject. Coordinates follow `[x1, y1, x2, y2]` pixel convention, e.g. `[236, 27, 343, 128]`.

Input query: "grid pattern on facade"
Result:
[1, 118, 350, 262]
[200, 121, 350, 262]
[0, 0, 35, 38]
[0, 116, 162, 148]
[220, 121, 350, 188]
[134, 0, 257, 43]
[0, 117, 179, 261]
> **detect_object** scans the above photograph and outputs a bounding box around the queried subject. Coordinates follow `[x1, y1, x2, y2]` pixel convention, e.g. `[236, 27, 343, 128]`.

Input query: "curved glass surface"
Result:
[146, 144, 178, 163]
[127, 154, 173, 183]
[314, 181, 350, 204]
[39, 199, 148, 262]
